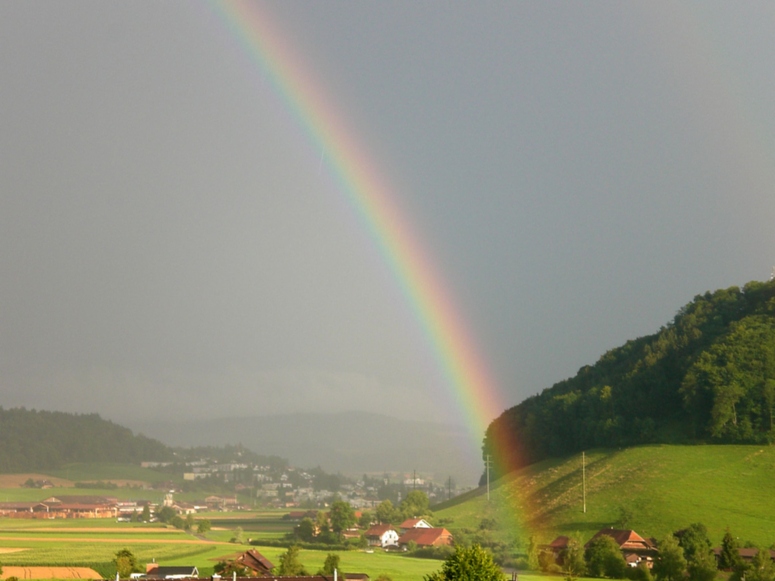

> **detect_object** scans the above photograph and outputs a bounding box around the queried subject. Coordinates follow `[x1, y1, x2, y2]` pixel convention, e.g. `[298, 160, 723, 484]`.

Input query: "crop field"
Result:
[1, 566, 102, 579]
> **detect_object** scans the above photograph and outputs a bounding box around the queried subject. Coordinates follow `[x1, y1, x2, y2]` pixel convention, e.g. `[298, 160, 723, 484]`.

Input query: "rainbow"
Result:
[207, 1, 526, 488]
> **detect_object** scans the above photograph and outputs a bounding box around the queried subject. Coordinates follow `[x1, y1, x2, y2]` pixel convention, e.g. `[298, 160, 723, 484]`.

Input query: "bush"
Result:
[423, 544, 503, 581]
[411, 546, 455, 560]
[513, 557, 530, 570]
[251, 538, 351, 551]
[585, 535, 627, 579]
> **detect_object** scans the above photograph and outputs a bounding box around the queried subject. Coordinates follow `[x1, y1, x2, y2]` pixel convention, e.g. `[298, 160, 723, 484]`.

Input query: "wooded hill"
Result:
[484, 279, 775, 476]
[0, 407, 172, 472]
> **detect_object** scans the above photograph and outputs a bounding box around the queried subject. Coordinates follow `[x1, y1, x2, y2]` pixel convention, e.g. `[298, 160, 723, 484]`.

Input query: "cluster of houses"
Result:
[546, 529, 657, 569]
[126, 549, 369, 581]
[0, 494, 240, 520]
[364, 518, 453, 551]
[546, 528, 775, 570]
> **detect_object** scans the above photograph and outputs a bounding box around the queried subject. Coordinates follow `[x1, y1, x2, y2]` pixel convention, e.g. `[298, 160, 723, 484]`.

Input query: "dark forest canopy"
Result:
[0, 407, 172, 472]
[484, 279, 775, 478]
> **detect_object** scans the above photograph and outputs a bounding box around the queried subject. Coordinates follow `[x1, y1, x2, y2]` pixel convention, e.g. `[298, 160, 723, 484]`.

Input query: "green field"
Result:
[435, 444, 775, 547]
[0, 518, 443, 580]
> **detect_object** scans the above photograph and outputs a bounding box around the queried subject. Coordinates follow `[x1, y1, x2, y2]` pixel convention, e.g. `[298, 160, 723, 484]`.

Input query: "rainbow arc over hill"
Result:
[209, 0, 525, 492]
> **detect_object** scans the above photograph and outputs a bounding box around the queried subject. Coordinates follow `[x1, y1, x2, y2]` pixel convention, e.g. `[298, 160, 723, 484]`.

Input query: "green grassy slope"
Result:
[436, 444, 775, 547]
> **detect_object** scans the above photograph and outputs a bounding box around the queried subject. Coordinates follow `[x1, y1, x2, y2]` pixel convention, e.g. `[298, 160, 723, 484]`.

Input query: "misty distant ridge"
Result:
[127, 411, 481, 485]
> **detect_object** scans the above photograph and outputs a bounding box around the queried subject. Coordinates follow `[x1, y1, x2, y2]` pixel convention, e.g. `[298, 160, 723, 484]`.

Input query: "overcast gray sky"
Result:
[1, 2, 774, 443]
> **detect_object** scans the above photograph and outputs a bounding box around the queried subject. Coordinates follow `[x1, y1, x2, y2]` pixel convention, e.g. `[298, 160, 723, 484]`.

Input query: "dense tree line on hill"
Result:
[0, 407, 172, 472]
[484, 280, 775, 477]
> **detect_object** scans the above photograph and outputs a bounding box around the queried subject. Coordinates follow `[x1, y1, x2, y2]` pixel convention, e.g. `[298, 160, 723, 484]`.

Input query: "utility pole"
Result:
[582, 451, 586, 514]
[486, 454, 491, 502]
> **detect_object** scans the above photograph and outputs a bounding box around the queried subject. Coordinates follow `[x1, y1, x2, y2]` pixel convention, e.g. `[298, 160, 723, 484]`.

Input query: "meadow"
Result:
[434, 444, 775, 548]
[0, 517, 445, 581]
[0, 514, 607, 581]
[4, 445, 774, 579]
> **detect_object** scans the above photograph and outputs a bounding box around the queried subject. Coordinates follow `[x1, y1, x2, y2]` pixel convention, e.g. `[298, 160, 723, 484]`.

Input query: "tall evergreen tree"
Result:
[718, 529, 743, 572]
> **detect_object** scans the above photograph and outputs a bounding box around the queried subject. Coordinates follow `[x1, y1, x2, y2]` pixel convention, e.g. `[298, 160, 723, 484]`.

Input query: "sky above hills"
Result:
[1, 2, 774, 460]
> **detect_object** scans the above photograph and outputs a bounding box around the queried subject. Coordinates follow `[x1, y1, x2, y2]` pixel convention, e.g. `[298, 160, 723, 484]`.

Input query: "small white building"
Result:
[365, 524, 400, 548]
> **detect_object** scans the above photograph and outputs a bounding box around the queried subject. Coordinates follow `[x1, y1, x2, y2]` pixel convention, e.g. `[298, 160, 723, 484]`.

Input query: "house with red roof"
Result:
[544, 536, 571, 563]
[397, 527, 453, 549]
[232, 549, 275, 576]
[398, 518, 432, 532]
[365, 524, 399, 548]
[586, 529, 657, 568]
[585, 529, 655, 553]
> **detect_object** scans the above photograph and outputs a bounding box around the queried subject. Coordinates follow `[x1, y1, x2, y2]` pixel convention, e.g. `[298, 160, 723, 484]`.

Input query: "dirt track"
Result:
[2, 566, 101, 579]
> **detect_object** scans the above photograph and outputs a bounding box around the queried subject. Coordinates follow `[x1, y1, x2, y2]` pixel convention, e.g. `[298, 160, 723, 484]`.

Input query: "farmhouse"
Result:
[364, 524, 399, 548]
[145, 566, 199, 579]
[586, 529, 655, 553]
[586, 529, 656, 568]
[398, 518, 432, 532]
[397, 527, 453, 549]
[544, 536, 571, 563]
[232, 549, 275, 576]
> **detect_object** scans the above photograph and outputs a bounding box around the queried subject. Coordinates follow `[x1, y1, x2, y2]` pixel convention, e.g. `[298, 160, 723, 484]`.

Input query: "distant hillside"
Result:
[128, 411, 480, 485]
[435, 444, 775, 548]
[485, 279, 775, 475]
[0, 407, 172, 472]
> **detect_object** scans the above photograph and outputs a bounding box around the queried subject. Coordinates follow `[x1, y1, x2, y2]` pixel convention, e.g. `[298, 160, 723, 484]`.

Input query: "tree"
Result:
[747, 549, 775, 581]
[140, 504, 151, 522]
[401, 490, 431, 519]
[318, 554, 343, 577]
[561, 538, 586, 579]
[214, 561, 250, 576]
[359, 511, 373, 529]
[527, 535, 541, 571]
[423, 544, 504, 581]
[687, 547, 718, 581]
[615, 506, 634, 529]
[584, 535, 626, 579]
[197, 519, 211, 534]
[277, 545, 308, 576]
[296, 517, 315, 542]
[653, 536, 687, 581]
[675, 523, 715, 581]
[763, 379, 775, 432]
[675, 523, 712, 563]
[539, 550, 559, 573]
[156, 506, 176, 524]
[170, 515, 185, 530]
[329, 500, 356, 536]
[184, 513, 195, 531]
[629, 563, 654, 581]
[113, 548, 139, 578]
[718, 529, 743, 572]
[376, 500, 398, 525]
[230, 526, 244, 544]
